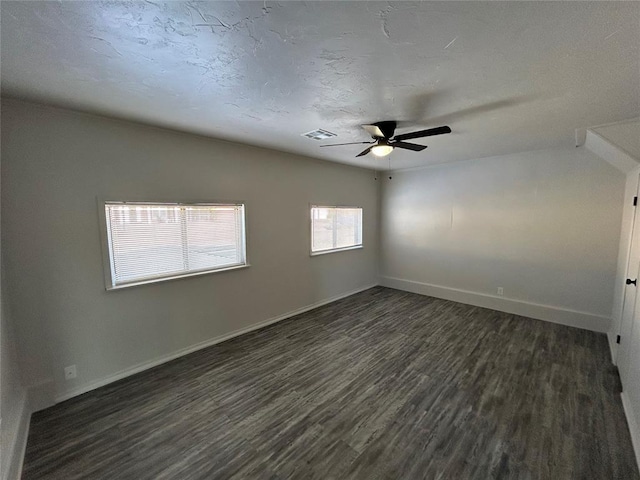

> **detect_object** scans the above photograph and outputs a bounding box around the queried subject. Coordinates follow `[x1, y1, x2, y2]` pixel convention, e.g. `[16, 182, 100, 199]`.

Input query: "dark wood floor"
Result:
[23, 287, 639, 479]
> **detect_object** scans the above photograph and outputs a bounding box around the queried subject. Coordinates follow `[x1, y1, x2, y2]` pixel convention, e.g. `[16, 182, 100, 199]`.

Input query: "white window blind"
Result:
[311, 206, 363, 254]
[104, 202, 246, 288]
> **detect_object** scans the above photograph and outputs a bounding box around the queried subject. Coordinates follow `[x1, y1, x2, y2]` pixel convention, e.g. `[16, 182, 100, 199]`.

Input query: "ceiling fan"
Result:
[320, 121, 451, 157]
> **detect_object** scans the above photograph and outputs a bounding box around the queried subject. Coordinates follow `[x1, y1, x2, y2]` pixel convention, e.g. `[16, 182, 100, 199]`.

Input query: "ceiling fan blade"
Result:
[362, 124, 384, 138]
[392, 141, 427, 152]
[356, 146, 373, 157]
[320, 141, 374, 147]
[394, 125, 451, 141]
[362, 121, 397, 139]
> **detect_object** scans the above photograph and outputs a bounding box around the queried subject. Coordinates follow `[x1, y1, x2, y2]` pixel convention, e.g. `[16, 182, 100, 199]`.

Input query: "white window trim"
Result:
[309, 204, 363, 256]
[98, 199, 249, 290]
[106, 264, 250, 290]
[310, 244, 363, 256]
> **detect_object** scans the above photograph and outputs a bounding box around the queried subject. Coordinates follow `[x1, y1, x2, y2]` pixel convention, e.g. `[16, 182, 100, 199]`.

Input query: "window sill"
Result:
[106, 264, 250, 291]
[310, 245, 363, 256]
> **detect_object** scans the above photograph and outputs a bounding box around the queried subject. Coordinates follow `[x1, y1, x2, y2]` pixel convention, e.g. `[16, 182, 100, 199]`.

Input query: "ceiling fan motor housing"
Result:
[372, 121, 397, 139]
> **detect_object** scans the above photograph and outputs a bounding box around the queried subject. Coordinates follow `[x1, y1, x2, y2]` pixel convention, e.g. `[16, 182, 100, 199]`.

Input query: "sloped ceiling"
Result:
[1, 1, 639, 170]
[593, 120, 640, 162]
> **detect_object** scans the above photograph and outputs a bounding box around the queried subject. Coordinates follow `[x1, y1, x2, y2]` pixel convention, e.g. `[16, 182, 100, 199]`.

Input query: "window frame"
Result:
[309, 204, 364, 256]
[98, 199, 249, 290]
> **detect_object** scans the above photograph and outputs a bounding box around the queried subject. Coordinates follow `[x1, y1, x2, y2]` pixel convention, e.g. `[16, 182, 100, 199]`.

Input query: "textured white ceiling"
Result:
[1, 1, 639, 170]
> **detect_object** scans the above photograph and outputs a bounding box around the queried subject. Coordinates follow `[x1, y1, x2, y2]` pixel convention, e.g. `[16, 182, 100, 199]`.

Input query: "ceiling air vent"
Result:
[301, 129, 337, 140]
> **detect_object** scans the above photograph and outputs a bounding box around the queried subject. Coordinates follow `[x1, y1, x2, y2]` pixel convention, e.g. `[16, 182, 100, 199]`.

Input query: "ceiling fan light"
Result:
[371, 144, 394, 157]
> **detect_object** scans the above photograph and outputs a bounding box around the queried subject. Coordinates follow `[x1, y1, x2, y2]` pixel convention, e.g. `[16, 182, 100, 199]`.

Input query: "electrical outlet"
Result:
[497, 287, 504, 296]
[64, 365, 77, 380]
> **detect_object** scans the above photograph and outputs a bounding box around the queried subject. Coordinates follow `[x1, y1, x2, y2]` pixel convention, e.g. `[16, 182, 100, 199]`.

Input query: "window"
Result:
[103, 202, 246, 288]
[311, 206, 363, 254]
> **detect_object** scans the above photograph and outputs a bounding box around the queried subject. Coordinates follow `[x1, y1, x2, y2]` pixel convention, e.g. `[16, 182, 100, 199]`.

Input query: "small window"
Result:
[311, 206, 363, 255]
[103, 202, 246, 288]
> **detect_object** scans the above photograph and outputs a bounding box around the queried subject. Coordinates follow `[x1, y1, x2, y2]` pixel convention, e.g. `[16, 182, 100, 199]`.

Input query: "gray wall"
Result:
[1, 99, 378, 402]
[379, 147, 625, 331]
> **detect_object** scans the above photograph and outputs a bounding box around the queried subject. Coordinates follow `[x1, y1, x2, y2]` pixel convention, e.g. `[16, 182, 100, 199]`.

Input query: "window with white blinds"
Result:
[311, 206, 363, 254]
[104, 202, 246, 288]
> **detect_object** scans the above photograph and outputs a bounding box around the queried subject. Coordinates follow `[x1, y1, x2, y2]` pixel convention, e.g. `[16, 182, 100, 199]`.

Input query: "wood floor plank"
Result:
[22, 287, 639, 479]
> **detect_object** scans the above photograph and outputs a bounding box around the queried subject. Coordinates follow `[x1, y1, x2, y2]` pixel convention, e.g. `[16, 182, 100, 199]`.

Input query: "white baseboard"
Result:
[621, 392, 640, 473]
[54, 283, 378, 403]
[608, 331, 619, 365]
[379, 276, 609, 333]
[2, 390, 30, 480]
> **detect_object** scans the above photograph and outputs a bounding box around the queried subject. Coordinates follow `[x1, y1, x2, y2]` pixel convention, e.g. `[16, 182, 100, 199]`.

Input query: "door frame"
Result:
[611, 169, 640, 364]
